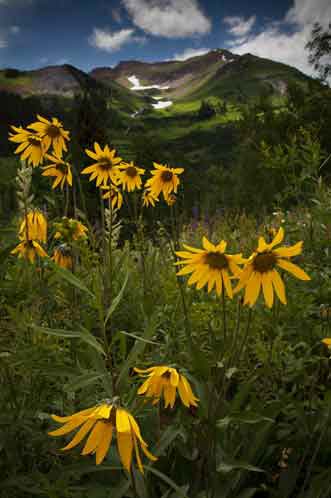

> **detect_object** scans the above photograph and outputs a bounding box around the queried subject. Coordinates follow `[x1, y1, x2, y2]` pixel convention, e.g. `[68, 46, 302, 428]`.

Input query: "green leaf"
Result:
[64, 372, 105, 392]
[0, 244, 15, 266]
[237, 489, 259, 498]
[116, 329, 160, 345]
[144, 467, 189, 498]
[217, 460, 265, 474]
[217, 414, 274, 430]
[49, 260, 96, 300]
[116, 313, 159, 390]
[33, 325, 105, 356]
[105, 270, 129, 326]
[153, 426, 185, 457]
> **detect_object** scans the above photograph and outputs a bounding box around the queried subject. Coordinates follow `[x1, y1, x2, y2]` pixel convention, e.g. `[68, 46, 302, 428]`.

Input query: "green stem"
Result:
[169, 205, 194, 353]
[64, 182, 69, 217]
[130, 468, 139, 498]
[299, 398, 331, 497]
[236, 307, 253, 364]
[221, 285, 227, 344]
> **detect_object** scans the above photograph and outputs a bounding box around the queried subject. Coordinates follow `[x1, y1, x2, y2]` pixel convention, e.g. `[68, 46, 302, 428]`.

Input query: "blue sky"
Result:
[0, 0, 329, 74]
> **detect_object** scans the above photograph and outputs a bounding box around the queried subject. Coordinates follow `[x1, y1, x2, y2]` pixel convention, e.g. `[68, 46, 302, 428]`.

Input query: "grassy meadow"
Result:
[1, 78, 331, 498]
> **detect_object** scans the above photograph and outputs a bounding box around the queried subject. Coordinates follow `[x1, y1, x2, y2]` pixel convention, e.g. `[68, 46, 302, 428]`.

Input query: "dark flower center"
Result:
[126, 166, 138, 178]
[99, 157, 112, 170]
[47, 124, 61, 138]
[253, 252, 277, 273]
[162, 371, 171, 379]
[161, 170, 173, 182]
[107, 408, 117, 425]
[56, 163, 67, 174]
[204, 252, 228, 270]
[28, 136, 42, 146]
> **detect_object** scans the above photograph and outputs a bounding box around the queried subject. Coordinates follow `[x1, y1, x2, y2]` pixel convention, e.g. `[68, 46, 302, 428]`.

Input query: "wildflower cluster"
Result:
[8, 115, 196, 475]
[82, 141, 184, 209]
[176, 227, 310, 308]
[7, 113, 312, 483]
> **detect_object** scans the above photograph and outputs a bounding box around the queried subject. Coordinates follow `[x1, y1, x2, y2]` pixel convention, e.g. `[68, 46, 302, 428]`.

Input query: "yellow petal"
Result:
[133, 434, 144, 474]
[268, 227, 284, 249]
[262, 272, 274, 308]
[244, 272, 261, 307]
[116, 409, 131, 433]
[271, 270, 287, 304]
[202, 237, 216, 251]
[163, 384, 176, 408]
[170, 368, 179, 387]
[81, 420, 104, 455]
[117, 432, 133, 472]
[274, 241, 303, 258]
[61, 418, 96, 451]
[48, 417, 86, 437]
[277, 259, 311, 281]
[95, 423, 113, 464]
[222, 270, 233, 299]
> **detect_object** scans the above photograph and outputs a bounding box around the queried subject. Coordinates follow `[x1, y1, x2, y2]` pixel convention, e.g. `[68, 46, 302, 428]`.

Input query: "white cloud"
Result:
[223, 15, 256, 37]
[0, 25, 20, 49]
[9, 25, 20, 34]
[0, 35, 7, 48]
[122, 0, 211, 38]
[88, 27, 135, 52]
[173, 47, 210, 61]
[285, 0, 331, 25]
[226, 0, 331, 76]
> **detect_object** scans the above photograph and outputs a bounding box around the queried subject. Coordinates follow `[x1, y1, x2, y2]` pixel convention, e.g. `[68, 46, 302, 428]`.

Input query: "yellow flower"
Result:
[118, 161, 145, 192]
[11, 240, 48, 263]
[135, 366, 199, 409]
[175, 237, 244, 298]
[101, 183, 123, 210]
[9, 126, 45, 167]
[235, 227, 310, 308]
[42, 152, 73, 190]
[142, 189, 159, 208]
[27, 115, 70, 156]
[322, 338, 331, 348]
[54, 217, 88, 242]
[48, 401, 157, 473]
[19, 210, 47, 243]
[145, 163, 184, 201]
[52, 245, 72, 269]
[82, 143, 122, 187]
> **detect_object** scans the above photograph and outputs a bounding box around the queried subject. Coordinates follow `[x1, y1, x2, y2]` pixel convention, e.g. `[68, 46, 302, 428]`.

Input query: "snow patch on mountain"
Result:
[128, 75, 169, 91]
[152, 100, 173, 109]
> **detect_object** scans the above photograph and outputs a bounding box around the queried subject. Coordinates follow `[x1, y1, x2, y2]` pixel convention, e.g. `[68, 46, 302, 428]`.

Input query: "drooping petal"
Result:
[271, 269, 287, 304]
[61, 419, 96, 451]
[244, 272, 262, 307]
[222, 270, 233, 299]
[262, 272, 274, 308]
[81, 421, 104, 455]
[133, 434, 144, 474]
[116, 409, 131, 433]
[170, 368, 179, 387]
[48, 417, 86, 437]
[95, 423, 113, 465]
[117, 432, 133, 472]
